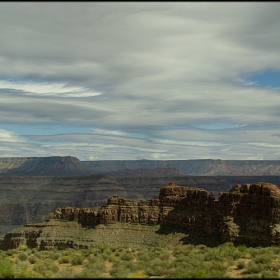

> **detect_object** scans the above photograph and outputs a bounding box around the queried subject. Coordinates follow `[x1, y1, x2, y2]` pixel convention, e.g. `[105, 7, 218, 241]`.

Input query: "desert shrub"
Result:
[244, 261, 264, 274]
[34, 251, 47, 260]
[42, 259, 59, 273]
[110, 265, 130, 278]
[208, 259, 228, 271]
[79, 268, 104, 278]
[100, 249, 113, 261]
[196, 244, 208, 251]
[18, 245, 29, 252]
[253, 252, 273, 264]
[272, 246, 280, 254]
[0, 259, 14, 278]
[203, 248, 223, 261]
[84, 256, 106, 272]
[49, 251, 61, 260]
[136, 248, 151, 262]
[174, 254, 192, 263]
[71, 254, 84, 265]
[17, 252, 28, 261]
[261, 270, 279, 278]
[33, 261, 47, 276]
[59, 255, 71, 264]
[62, 247, 76, 255]
[166, 266, 188, 278]
[237, 260, 246, 269]
[107, 253, 118, 262]
[28, 255, 38, 264]
[13, 260, 43, 278]
[186, 268, 209, 278]
[144, 258, 169, 277]
[31, 248, 37, 254]
[236, 244, 248, 252]
[231, 249, 243, 260]
[6, 249, 17, 256]
[119, 251, 134, 261]
[205, 268, 226, 278]
[158, 250, 171, 261]
[56, 268, 76, 278]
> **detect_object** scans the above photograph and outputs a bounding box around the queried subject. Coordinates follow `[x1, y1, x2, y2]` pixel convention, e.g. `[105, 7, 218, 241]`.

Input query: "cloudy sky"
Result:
[1, 2, 280, 161]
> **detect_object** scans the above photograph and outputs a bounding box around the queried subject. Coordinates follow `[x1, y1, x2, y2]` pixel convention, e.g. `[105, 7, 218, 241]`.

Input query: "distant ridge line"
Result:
[0, 157, 280, 176]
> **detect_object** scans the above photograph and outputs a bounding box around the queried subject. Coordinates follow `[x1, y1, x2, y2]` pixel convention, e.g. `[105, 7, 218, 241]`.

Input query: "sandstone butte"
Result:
[1, 181, 280, 250]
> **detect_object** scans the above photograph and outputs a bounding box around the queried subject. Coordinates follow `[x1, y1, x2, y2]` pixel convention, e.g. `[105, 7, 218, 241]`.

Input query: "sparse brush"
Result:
[237, 260, 246, 269]
[17, 252, 28, 261]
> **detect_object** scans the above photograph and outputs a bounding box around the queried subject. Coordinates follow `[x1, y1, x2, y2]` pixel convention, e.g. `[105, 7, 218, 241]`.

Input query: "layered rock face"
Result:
[3, 181, 280, 249]
[47, 181, 280, 246]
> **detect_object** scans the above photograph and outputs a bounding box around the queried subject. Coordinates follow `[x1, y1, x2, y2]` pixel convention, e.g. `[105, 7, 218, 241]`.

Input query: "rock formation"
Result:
[2, 181, 280, 250]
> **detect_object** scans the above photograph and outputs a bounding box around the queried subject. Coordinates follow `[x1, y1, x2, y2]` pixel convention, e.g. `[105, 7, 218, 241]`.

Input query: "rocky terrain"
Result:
[1, 156, 280, 240]
[2, 181, 280, 250]
[2, 173, 280, 237]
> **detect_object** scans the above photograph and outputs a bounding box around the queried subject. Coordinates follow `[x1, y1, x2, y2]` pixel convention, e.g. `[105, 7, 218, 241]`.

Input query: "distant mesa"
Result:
[1, 156, 280, 176]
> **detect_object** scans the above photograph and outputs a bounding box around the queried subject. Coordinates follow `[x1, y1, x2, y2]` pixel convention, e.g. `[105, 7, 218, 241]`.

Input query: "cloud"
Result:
[0, 129, 22, 143]
[0, 2, 280, 160]
[0, 80, 101, 97]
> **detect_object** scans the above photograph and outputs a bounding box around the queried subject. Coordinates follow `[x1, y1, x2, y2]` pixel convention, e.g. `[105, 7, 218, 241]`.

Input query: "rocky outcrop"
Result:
[2, 181, 280, 249]
[3, 173, 280, 237]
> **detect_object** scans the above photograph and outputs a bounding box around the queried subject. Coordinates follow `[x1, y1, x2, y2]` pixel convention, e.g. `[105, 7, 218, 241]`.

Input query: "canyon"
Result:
[2, 181, 280, 250]
[1, 156, 280, 240]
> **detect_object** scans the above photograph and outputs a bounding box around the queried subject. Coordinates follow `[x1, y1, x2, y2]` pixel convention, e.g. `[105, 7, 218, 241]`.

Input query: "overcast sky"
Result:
[1, 2, 280, 161]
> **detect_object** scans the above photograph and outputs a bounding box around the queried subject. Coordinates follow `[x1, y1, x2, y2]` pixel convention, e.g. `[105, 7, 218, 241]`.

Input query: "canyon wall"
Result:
[1, 174, 280, 236]
[2, 181, 280, 249]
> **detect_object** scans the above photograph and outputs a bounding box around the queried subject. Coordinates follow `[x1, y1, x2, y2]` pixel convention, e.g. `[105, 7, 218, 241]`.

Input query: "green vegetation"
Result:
[1, 242, 280, 278]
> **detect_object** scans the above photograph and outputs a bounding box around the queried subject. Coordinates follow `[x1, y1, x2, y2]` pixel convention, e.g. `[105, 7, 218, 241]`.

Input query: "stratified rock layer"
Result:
[2, 181, 280, 249]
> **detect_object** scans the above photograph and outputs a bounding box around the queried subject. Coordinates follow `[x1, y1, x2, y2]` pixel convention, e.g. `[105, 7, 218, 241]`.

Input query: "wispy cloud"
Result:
[0, 80, 101, 97]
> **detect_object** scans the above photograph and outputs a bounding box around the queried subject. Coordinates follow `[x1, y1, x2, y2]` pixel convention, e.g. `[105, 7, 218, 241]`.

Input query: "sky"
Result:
[1, 2, 280, 161]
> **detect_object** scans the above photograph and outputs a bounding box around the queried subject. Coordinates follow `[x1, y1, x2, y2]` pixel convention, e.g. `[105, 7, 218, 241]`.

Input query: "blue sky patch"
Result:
[0, 123, 92, 136]
[244, 70, 280, 89]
